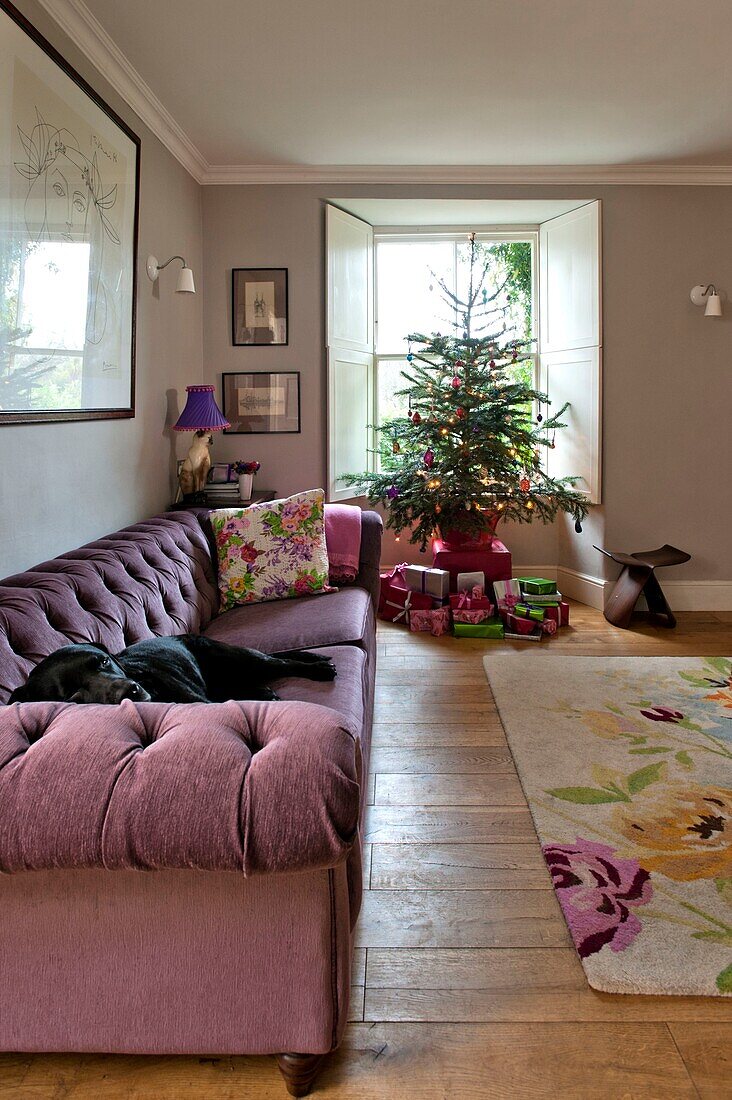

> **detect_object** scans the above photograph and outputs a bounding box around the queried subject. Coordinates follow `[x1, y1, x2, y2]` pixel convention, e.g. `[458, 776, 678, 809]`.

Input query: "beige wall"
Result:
[203, 182, 732, 584]
[0, 0, 203, 578]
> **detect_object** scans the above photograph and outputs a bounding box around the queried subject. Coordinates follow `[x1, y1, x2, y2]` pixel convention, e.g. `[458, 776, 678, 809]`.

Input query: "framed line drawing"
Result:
[231, 268, 288, 346]
[222, 371, 300, 434]
[0, 0, 140, 425]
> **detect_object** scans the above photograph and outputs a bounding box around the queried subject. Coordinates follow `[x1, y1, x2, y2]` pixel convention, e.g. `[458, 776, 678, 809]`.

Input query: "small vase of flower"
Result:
[232, 460, 261, 502]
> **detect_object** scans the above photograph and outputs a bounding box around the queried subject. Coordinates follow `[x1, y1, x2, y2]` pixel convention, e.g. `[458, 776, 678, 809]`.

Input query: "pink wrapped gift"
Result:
[409, 606, 451, 636]
[453, 608, 493, 625]
[505, 612, 537, 636]
[541, 617, 558, 636]
[449, 586, 493, 615]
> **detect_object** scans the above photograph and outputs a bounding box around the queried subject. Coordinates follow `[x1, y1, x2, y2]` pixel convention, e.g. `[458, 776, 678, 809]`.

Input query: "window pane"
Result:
[456, 239, 531, 346]
[376, 240, 455, 354]
[376, 358, 410, 471]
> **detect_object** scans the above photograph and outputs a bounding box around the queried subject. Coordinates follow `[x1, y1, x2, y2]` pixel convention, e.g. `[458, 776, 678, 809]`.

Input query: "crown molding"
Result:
[201, 163, 732, 185]
[35, 2, 732, 189]
[36, 0, 207, 182]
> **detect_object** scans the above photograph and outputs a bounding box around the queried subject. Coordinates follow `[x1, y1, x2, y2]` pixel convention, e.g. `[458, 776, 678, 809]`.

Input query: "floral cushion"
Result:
[210, 490, 332, 611]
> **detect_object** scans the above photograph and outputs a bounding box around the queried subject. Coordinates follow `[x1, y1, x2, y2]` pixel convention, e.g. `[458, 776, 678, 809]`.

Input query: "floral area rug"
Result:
[483, 655, 732, 996]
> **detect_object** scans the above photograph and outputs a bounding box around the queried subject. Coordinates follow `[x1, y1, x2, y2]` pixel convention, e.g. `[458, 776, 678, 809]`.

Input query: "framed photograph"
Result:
[0, 1, 140, 425]
[222, 371, 300, 434]
[232, 268, 288, 346]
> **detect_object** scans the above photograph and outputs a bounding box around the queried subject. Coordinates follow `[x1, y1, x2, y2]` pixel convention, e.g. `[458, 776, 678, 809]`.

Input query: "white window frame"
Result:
[373, 228, 539, 468]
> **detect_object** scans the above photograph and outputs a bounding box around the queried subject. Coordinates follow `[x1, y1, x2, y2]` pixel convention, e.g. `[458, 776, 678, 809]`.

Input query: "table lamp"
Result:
[173, 385, 230, 501]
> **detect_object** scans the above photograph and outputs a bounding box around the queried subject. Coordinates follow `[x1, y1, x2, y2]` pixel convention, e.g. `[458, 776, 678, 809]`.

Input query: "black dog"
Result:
[8, 635, 336, 705]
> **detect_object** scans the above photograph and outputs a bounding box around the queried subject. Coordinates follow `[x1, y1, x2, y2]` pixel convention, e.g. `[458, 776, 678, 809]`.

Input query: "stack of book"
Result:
[202, 482, 242, 507]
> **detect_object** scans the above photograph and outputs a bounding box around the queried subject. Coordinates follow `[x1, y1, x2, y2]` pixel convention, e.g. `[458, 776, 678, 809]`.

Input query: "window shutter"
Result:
[539, 201, 602, 503]
[326, 205, 374, 501]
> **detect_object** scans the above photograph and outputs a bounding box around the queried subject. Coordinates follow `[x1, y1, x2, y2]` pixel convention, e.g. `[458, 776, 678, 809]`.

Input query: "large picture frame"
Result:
[222, 371, 300, 434]
[0, 0, 140, 425]
[231, 268, 288, 346]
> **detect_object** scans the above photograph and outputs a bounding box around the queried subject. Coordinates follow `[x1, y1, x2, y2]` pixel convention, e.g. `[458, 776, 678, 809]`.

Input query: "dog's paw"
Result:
[309, 661, 337, 682]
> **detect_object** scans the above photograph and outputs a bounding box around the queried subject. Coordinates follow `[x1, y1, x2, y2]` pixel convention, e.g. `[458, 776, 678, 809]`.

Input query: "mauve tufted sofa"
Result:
[0, 507, 382, 1097]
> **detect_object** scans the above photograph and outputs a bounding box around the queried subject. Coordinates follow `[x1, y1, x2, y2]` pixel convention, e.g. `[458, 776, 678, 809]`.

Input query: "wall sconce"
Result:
[146, 254, 196, 293]
[690, 284, 723, 317]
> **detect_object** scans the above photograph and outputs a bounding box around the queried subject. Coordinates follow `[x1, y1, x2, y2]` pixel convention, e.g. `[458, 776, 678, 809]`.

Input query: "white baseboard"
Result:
[659, 581, 732, 612]
[557, 567, 606, 610]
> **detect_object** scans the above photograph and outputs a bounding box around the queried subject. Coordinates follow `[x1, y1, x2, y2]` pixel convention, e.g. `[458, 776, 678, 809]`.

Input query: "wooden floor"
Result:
[3, 605, 732, 1098]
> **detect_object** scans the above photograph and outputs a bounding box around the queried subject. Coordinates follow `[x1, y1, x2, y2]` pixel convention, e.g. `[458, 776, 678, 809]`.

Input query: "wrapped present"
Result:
[541, 617, 558, 636]
[505, 612, 538, 636]
[456, 571, 485, 593]
[492, 578, 522, 605]
[522, 591, 562, 605]
[505, 627, 543, 642]
[515, 602, 545, 623]
[541, 600, 570, 627]
[453, 608, 493, 625]
[449, 586, 493, 614]
[432, 539, 512, 593]
[410, 606, 451, 636]
[404, 564, 450, 601]
[379, 564, 434, 624]
[454, 619, 504, 639]
[517, 576, 557, 595]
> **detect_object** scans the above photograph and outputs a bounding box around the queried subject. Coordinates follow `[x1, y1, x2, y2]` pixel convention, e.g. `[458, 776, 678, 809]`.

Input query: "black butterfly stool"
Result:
[594, 544, 691, 629]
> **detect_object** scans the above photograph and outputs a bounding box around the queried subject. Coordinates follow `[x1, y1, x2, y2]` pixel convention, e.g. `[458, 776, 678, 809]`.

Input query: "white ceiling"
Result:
[75, 0, 732, 171]
[331, 198, 587, 227]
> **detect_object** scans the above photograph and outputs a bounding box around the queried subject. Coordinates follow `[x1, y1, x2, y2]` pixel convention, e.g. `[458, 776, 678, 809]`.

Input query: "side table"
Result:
[170, 489, 277, 511]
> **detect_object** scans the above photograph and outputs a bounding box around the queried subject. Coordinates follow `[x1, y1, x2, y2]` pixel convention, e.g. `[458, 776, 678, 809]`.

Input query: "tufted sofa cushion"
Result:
[0, 699, 360, 875]
[0, 513, 218, 704]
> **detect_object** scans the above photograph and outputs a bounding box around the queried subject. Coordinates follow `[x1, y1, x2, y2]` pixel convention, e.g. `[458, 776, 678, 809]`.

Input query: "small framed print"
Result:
[222, 371, 300, 434]
[232, 267, 288, 346]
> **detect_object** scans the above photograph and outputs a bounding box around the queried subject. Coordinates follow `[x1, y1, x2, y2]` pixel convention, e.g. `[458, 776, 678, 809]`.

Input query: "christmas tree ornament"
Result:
[423, 448, 435, 468]
[392, 440, 401, 455]
[451, 375, 461, 389]
[412, 411, 422, 425]
[456, 407, 465, 419]
[406, 353, 413, 362]
[536, 412, 543, 423]
[489, 359, 496, 369]
[574, 519, 583, 533]
[387, 485, 399, 500]
[519, 477, 530, 492]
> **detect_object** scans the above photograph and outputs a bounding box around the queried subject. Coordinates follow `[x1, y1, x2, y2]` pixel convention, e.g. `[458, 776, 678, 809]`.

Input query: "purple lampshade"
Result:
[173, 385, 230, 432]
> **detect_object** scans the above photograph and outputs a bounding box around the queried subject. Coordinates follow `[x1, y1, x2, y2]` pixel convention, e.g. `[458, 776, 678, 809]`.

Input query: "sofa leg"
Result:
[276, 1052, 326, 1097]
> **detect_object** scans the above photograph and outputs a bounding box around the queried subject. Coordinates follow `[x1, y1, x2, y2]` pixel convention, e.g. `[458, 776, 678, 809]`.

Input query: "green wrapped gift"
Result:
[517, 576, 557, 595]
[454, 619, 504, 639]
[516, 602, 545, 622]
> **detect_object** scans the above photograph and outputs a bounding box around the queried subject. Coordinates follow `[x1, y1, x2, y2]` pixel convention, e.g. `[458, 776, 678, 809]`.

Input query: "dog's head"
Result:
[8, 643, 152, 705]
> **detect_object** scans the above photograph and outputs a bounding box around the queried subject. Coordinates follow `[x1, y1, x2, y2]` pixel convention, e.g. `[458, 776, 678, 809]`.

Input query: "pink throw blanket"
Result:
[325, 504, 362, 583]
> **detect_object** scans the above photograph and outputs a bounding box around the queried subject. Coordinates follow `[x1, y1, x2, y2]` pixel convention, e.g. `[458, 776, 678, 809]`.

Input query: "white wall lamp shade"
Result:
[690, 283, 723, 316]
[146, 254, 196, 294]
[175, 265, 196, 294]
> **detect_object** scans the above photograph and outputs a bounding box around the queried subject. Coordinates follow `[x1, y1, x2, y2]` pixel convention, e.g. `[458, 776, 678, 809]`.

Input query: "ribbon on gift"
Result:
[498, 593, 521, 612]
[385, 590, 413, 623]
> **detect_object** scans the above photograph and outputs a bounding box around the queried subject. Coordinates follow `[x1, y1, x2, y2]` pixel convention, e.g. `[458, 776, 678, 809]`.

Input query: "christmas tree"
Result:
[344, 232, 589, 551]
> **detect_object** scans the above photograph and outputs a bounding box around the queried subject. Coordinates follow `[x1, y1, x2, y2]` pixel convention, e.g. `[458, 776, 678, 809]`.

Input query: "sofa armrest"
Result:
[354, 510, 383, 609]
[0, 699, 360, 876]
